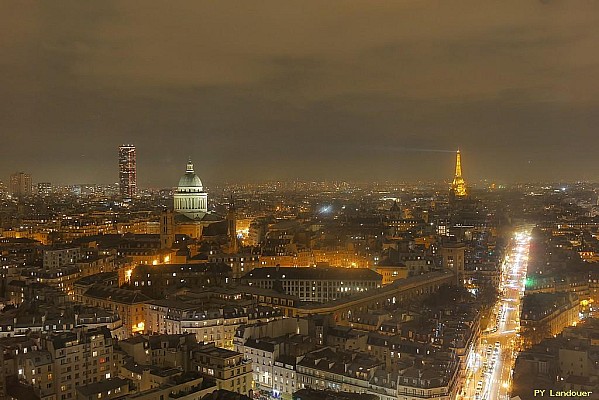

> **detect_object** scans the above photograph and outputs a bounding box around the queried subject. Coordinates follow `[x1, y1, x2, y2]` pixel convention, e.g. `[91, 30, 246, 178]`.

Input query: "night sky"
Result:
[1, 1, 599, 186]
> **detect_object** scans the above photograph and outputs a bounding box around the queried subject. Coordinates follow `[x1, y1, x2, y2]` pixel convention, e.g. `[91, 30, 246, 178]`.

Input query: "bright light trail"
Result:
[462, 226, 533, 400]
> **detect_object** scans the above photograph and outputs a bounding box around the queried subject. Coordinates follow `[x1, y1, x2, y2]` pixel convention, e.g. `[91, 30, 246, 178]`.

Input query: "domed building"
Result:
[174, 159, 208, 219]
[172, 159, 223, 238]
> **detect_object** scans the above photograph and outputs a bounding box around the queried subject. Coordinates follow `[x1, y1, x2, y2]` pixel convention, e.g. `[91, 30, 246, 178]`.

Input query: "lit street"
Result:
[462, 227, 532, 400]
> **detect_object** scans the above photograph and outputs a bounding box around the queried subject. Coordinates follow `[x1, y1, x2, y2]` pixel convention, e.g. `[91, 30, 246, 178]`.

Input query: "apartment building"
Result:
[192, 342, 253, 395]
[43, 326, 114, 400]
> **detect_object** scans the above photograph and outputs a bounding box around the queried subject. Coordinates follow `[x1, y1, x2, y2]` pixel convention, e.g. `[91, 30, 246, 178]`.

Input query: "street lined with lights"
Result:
[463, 228, 532, 400]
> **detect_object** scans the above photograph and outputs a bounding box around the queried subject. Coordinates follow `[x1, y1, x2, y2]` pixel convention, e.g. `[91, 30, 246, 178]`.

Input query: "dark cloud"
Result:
[1, 1, 599, 186]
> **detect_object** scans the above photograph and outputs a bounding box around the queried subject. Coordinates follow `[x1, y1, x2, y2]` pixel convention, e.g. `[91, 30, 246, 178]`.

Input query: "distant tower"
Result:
[119, 145, 137, 199]
[16, 200, 25, 223]
[9, 172, 32, 197]
[450, 149, 467, 197]
[389, 200, 403, 219]
[227, 195, 239, 253]
[160, 209, 175, 249]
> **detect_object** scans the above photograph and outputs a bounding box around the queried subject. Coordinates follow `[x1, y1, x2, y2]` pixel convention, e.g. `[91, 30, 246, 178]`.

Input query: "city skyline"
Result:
[4, 147, 481, 189]
[2, 3, 599, 396]
[2, 1, 599, 185]
[1, 146, 597, 189]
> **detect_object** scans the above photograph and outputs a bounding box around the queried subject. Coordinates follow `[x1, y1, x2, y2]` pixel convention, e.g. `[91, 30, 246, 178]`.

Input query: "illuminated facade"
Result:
[171, 158, 224, 239]
[174, 159, 208, 219]
[451, 149, 467, 197]
[118, 144, 137, 199]
[80, 284, 150, 337]
[241, 266, 382, 303]
[193, 343, 253, 395]
[163, 308, 248, 350]
[520, 292, 580, 347]
[375, 265, 409, 285]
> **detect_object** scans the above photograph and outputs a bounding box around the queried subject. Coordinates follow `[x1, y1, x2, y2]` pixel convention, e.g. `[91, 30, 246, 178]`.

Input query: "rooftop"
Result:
[83, 285, 151, 304]
[242, 266, 381, 281]
[76, 377, 130, 396]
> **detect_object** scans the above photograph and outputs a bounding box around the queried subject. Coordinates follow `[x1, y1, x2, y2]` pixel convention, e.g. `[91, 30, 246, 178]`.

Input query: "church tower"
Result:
[227, 195, 239, 253]
[160, 209, 175, 249]
[450, 149, 467, 197]
[389, 200, 403, 219]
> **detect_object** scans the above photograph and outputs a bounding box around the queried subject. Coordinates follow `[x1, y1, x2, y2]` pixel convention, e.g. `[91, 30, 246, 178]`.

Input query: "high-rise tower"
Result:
[119, 145, 137, 199]
[451, 149, 467, 197]
[9, 172, 32, 197]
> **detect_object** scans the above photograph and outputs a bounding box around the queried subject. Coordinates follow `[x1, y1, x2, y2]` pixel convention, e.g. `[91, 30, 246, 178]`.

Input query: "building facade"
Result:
[193, 342, 253, 395]
[9, 172, 32, 197]
[43, 327, 115, 400]
[440, 242, 466, 286]
[241, 267, 382, 303]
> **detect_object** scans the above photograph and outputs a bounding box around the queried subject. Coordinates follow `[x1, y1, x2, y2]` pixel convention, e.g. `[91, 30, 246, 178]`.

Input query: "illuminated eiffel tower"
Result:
[451, 149, 467, 197]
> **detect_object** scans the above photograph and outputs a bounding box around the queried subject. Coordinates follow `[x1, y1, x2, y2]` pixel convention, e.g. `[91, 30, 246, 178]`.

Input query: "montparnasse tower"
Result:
[451, 149, 467, 197]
